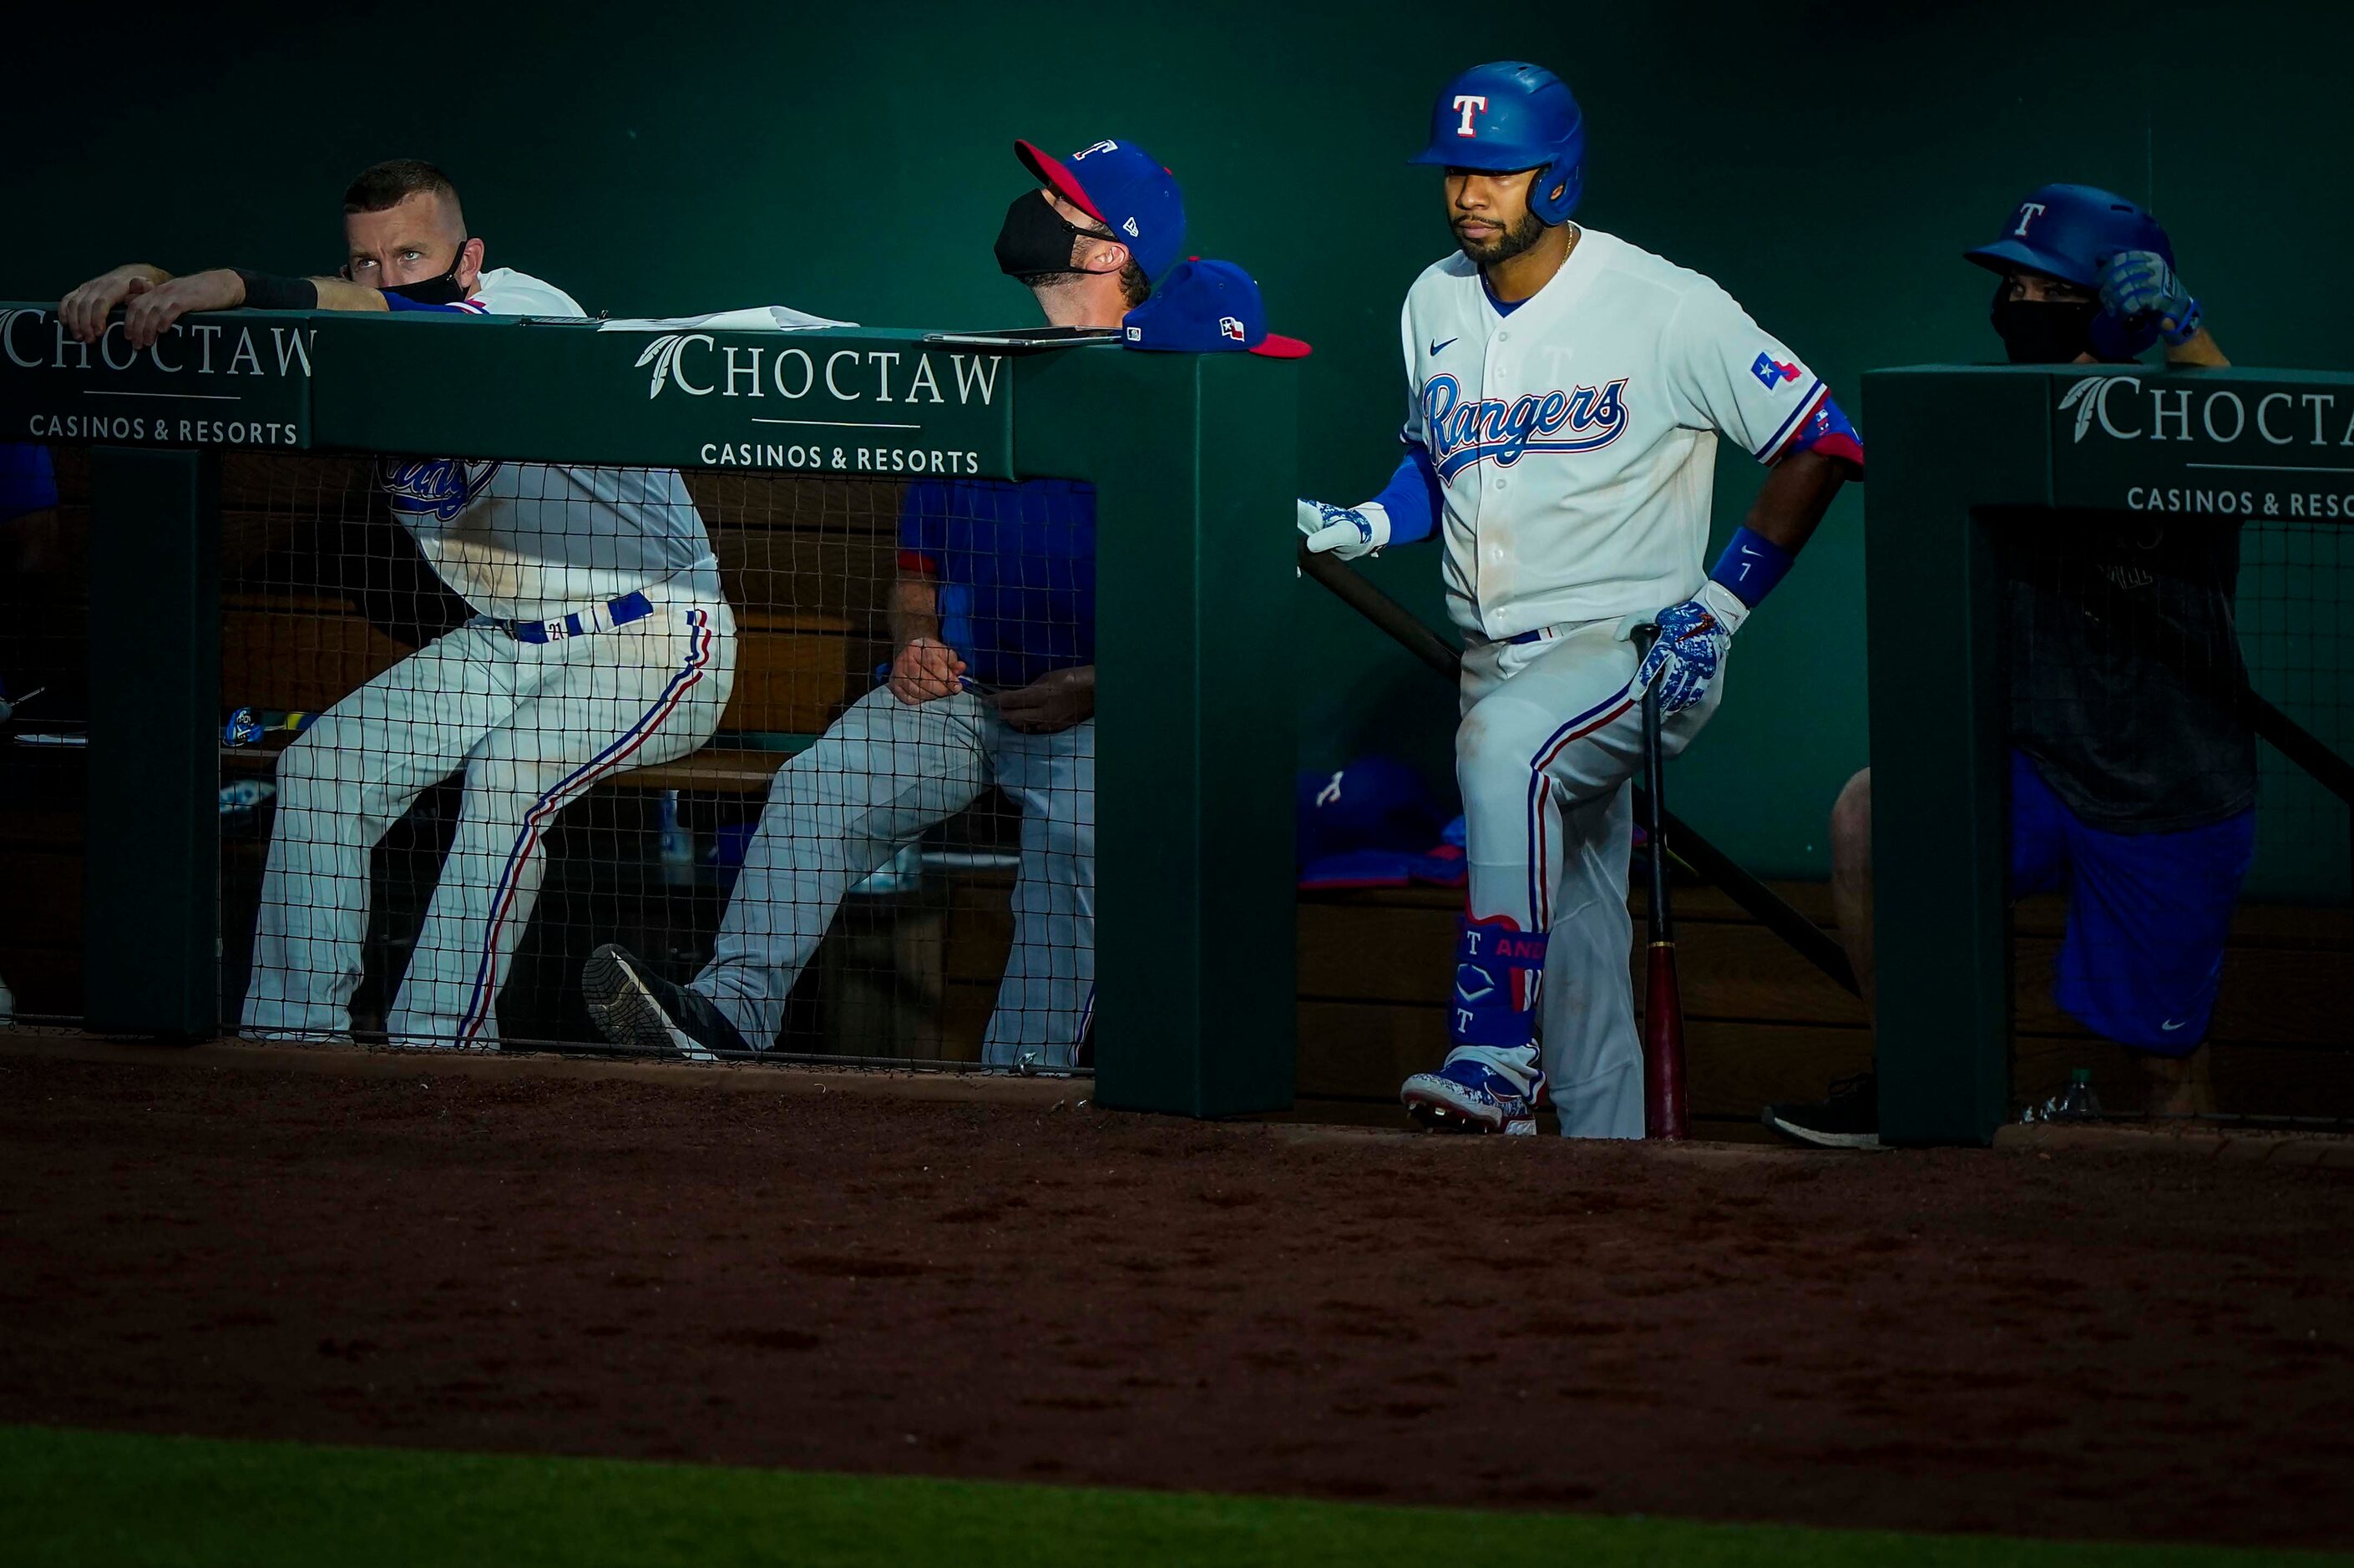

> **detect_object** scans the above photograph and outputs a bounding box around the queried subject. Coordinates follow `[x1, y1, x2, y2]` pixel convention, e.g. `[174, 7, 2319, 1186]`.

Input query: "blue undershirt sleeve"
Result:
[1371, 445, 1440, 546]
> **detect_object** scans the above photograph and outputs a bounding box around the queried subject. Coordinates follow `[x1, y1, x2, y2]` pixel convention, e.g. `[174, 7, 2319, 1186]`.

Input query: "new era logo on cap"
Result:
[1121, 259, 1311, 360]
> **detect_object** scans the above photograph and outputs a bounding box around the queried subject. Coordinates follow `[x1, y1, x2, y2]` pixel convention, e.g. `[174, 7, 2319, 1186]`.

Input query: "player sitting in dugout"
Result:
[1299, 63, 1864, 1138]
[580, 137, 1186, 1068]
[1768, 185, 2245, 1148]
[58, 160, 736, 1049]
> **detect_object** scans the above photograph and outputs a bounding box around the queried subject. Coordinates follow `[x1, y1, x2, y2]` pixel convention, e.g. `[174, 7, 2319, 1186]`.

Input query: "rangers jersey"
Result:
[378, 268, 722, 621]
[1397, 228, 1838, 640]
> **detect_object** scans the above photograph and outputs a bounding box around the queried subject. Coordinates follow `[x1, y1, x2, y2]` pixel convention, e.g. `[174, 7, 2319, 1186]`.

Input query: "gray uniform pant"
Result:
[1447, 618, 1721, 1138]
[693, 685, 1095, 1066]
[242, 591, 736, 1047]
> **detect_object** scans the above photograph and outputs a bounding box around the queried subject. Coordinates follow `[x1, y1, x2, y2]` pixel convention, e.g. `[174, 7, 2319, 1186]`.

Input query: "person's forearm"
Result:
[311, 277, 389, 312]
[1744, 448, 1849, 555]
[888, 576, 940, 645]
[2167, 327, 2229, 368]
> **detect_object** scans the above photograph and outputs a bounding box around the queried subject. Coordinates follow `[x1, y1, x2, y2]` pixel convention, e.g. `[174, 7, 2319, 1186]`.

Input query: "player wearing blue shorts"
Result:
[1768, 185, 2248, 1146]
[581, 136, 1183, 1065]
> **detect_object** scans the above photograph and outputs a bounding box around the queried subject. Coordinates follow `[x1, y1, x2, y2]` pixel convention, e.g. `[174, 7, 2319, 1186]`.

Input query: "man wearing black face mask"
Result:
[1769, 184, 2255, 1146]
[58, 159, 737, 1050]
[583, 138, 1183, 1069]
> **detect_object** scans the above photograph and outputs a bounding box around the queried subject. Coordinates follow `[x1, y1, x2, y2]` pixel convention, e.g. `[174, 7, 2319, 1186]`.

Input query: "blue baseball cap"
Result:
[1120, 258, 1311, 359]
[1014, 138, 1186, 283]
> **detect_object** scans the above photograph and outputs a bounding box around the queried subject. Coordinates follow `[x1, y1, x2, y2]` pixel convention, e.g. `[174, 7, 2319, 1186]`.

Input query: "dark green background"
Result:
[7, 0, 2351, 882]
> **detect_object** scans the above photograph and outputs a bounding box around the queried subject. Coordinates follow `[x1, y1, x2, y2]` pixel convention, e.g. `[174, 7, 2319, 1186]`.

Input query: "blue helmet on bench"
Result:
[1407, 61, 1585, 226]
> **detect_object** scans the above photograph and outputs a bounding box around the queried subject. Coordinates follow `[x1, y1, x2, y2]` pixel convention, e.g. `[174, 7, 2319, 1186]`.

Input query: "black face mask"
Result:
[994, 193, 1105, 285]
[380, 243, 473, 306]
[1991, 292, 2100, 365]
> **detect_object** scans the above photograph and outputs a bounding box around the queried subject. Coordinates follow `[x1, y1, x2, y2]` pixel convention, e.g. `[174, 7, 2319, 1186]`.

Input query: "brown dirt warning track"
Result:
[2, 1037, 2351, 1550]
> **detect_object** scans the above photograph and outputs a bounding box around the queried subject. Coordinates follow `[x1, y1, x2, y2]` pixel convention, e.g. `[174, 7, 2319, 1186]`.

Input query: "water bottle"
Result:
[658, 789, 696, 887]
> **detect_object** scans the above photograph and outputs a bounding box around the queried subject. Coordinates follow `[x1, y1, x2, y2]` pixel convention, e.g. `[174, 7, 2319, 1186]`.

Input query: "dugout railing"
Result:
[1865, 364, 2354, 1146]
[0, 305, 1297, 1120]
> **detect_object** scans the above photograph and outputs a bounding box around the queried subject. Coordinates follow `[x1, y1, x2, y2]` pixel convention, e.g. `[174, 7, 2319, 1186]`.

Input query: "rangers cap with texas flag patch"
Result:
[1013, 137, 1186, 282]
[1119, 258, 1311, 359]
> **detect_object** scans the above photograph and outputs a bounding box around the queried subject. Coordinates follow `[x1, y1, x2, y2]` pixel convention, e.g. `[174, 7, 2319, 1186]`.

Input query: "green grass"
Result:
[0, 1424, 2340, 1567]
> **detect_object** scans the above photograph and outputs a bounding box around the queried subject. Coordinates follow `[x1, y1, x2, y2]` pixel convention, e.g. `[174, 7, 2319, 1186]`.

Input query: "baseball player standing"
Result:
[59, 159, 736, 1048]
[580, 138, 1183, 1066]
[1299, 63, 1864, 1136]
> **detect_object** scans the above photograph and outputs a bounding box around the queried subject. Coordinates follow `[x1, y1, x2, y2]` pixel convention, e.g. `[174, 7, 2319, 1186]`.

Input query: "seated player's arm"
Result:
[58, 263, 173, 343]
[887, 563, 964, 705]
[105, 266, 401, 349]
[991, 665, 1094, 734]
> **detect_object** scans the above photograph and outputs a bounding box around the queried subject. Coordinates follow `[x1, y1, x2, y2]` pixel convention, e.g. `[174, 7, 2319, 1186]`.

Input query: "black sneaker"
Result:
[1763, 1072, 1881, 1150]
[582, 943, 752, 1060]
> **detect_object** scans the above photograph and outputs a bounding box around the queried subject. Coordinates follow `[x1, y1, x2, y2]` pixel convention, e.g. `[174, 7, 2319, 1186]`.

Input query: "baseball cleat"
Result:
[582, 943, 752, 1061]
[1401, 1059, 1542, 1136]
[1762, 1071, 1883, 1150]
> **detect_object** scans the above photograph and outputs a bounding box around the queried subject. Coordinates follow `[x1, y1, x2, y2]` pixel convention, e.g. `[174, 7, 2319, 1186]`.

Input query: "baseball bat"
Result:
[1632, 625, 1688, 1142]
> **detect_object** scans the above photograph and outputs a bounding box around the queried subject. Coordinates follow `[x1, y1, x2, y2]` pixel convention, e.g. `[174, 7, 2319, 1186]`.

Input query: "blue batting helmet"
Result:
[1407, 61, 1585, 225]
[1963, 183, 2173, 289]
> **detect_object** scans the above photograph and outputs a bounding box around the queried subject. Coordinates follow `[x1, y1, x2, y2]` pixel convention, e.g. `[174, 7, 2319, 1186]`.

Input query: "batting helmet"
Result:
[1963, 183, 2173, 290]
[1407, 61, 1585, 225]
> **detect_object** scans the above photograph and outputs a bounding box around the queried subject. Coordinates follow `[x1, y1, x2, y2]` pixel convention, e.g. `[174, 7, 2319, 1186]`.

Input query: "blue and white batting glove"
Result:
[2099, 250, 2203, 346]
[1635, 582, 1748, 716]
[1297, 498, 1390, 561]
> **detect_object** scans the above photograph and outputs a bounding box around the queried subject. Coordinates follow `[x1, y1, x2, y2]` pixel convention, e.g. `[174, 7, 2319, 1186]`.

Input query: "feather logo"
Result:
[635, 334, 686, 400]
[2058, 373, 2140, 444]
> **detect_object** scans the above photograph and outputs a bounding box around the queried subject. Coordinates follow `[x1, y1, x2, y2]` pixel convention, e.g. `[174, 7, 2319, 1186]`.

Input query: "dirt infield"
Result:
[3, 1040, 2351, 1550]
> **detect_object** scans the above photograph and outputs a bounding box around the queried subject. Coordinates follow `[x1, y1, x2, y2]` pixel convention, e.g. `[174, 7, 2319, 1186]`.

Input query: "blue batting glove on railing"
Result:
[1296, 498, 1390, 561]
[2100, 250, 2203, 346]
[1635, 584, 1746, 715]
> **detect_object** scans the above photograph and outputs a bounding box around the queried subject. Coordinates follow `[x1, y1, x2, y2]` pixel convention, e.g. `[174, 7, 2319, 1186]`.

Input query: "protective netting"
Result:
[10, 447, 1096, 1065]
[1999, 507, 2353, 1120]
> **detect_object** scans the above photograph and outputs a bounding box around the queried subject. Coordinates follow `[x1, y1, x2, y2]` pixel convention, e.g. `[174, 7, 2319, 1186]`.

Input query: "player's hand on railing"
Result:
[58, 263, 172, 344]
[119, 269, 247, 350]
[1297, 498, 1390, 561]
[991, 665, 1095, 734]
[2099, 250, 2203, 346]
[889, 636, 967, 705]
[1634, 586, 1744, 716]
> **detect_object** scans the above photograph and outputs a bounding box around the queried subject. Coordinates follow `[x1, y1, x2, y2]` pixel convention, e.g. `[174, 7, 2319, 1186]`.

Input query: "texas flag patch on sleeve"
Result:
[1751, 352, 1801, 389]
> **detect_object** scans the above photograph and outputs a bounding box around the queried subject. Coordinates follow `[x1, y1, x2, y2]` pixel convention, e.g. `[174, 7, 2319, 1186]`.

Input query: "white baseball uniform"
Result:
[1395, 228, 1840, 1136]
[240, 268, 737, 1048]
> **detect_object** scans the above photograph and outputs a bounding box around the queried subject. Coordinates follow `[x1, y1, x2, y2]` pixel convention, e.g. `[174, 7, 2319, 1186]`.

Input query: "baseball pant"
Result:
[693, 685, 1095, 1066]
[241, 588, 735, 1047]
[1446, 617, 1722, 1138]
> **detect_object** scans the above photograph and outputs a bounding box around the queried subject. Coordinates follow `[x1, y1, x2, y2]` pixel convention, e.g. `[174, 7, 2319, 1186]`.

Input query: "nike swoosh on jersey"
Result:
[1430, 337, 1458, 357]
[2160, 1018, 2189, 1031]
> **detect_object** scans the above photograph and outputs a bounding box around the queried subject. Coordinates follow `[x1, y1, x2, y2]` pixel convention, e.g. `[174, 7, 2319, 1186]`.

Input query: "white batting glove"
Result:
[1297, 498, 1390, 561]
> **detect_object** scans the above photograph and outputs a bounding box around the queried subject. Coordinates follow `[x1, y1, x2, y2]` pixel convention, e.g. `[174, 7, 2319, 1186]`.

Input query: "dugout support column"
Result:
[84, 445, 221, 1039]
[1860, 369, 2048, 1146]
[1017, 349, 1298, 1118]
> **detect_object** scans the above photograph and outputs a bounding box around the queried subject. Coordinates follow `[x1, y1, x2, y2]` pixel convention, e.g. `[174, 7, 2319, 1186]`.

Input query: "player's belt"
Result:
[1505, 626, 1559, 646]
[497, 590, 656, 645]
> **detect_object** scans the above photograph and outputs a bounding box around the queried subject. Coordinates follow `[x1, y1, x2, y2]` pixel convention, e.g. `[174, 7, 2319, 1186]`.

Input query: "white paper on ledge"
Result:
[595, 305, 856, 332]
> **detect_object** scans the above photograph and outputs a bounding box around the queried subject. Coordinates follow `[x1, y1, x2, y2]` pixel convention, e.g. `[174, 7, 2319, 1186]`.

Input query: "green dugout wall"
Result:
[0, 306, 1298, 1120]
[1865, 364, 2354, 1146]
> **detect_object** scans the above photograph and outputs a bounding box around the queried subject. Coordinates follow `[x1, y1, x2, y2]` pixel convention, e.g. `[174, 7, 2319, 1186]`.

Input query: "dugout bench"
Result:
[0, 305, 1298, 1120]
[1865, 364, 2354, 1146]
